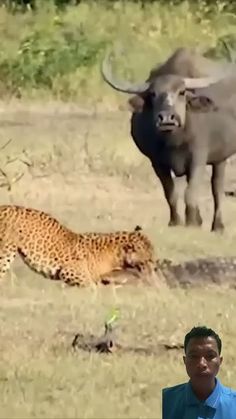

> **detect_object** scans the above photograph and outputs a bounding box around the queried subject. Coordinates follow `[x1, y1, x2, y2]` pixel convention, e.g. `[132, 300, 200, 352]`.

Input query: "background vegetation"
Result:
[0, 0, 236, 105]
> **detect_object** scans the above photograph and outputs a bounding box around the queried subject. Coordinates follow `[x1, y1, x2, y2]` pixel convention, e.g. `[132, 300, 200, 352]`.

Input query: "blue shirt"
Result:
[163, 378, 236, 419]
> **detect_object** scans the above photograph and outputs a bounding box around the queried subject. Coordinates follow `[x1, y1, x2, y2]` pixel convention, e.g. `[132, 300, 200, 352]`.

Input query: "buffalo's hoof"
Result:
[185, 207, 202, 227]
[211, 220, 225, 233]
[196, 209, 203, 226]
[168, 215, 182, 227]
[168, 220, 182, 227]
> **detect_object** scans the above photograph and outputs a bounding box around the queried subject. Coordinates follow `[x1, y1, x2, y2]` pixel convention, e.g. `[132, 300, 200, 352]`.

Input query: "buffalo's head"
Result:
[101, 53, 222, 132]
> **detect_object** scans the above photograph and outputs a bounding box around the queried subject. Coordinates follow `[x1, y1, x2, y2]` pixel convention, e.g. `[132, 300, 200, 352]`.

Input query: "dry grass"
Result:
[0, 103, 236, 418]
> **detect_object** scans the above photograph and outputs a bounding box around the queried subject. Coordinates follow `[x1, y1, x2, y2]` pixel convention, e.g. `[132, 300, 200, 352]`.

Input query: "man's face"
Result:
[183, 336, 223, 384]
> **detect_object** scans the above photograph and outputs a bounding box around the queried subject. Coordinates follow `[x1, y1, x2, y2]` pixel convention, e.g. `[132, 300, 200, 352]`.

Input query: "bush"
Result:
[1, 0, 236, 12]
[0, 24, 106, 96]
[0, 0, 236, 102]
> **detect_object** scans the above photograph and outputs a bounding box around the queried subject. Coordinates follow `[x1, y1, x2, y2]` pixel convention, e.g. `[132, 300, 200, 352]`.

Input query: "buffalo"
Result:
[101, 47, 236, 232]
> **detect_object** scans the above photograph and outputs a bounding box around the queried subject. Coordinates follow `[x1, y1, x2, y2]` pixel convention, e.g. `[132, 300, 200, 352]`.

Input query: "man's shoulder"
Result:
[220, 382, 236, 399]
[163, 382, 187, 398]
[217, 381, 236, 412]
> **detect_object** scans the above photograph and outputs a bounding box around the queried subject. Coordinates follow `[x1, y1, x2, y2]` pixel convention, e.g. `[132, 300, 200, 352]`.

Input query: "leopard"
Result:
[0, 205, 156, 287]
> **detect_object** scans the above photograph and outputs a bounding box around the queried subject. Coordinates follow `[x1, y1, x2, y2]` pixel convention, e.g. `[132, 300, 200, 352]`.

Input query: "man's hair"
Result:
[184, 326, 222, 354]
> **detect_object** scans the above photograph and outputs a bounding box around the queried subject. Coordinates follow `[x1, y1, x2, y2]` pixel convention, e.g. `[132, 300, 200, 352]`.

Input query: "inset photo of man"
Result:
[162, 326, 236, 419]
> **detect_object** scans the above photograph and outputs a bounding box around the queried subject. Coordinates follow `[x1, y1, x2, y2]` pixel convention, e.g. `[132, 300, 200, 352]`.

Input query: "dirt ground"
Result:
[0, 101, 236, 419]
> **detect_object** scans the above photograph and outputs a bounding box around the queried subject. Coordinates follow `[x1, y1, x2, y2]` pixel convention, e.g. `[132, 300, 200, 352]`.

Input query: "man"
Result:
[162, 326, 236, 419]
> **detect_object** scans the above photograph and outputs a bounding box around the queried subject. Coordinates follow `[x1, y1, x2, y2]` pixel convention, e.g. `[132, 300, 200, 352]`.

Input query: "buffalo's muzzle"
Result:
[156, 111, 181, 131]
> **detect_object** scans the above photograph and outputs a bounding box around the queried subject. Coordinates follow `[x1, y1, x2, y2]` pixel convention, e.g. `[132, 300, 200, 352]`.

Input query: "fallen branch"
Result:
[71, 310, 184, 356]
[19, 149, 33, 168]
[72, 322, 115, 354]
[71, 326, 184, 356]
[0, 168, 24, 191]
[0, 167, 11, 190]
[0, 139, 12, 152]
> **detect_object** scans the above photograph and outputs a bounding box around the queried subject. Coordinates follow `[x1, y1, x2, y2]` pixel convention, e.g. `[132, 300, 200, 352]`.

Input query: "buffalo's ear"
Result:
[128, 95, 145, 113]
[187, 94, 218, 112]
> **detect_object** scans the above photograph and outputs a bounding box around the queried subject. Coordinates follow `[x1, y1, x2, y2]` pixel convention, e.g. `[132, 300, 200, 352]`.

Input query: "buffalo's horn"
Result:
[184, 73, 228, 89]
[101, 52, 150, 94]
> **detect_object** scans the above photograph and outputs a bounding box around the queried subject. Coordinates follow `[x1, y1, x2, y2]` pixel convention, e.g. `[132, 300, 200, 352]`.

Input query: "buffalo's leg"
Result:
[185, 165, 204, 227]
[211, 161, 226, 232]
[152, 162, 182, 226]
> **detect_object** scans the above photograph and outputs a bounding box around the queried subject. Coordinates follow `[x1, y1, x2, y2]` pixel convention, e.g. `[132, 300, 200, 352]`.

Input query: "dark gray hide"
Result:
[101, 47, 236, 231]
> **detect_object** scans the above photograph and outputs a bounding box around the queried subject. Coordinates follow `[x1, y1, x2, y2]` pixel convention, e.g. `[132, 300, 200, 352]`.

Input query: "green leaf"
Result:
[105, 307, 120, 326]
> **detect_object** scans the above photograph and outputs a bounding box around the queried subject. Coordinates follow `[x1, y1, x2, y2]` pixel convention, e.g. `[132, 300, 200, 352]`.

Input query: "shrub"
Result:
[0, 25, 106, 96]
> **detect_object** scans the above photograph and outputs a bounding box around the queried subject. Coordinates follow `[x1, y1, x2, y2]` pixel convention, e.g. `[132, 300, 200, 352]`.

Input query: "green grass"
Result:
[0, 0, 236, 103]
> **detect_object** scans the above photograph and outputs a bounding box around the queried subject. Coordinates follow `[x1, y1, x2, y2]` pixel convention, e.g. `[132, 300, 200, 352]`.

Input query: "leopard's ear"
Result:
[134, 225, 142, 232]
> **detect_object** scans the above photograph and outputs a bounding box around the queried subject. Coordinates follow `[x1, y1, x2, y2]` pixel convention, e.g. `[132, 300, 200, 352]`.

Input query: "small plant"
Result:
[105, 307, 120, 329]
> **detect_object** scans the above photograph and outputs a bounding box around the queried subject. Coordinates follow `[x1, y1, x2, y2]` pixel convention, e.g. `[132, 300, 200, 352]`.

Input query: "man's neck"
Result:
[190, 378, 216, 401]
